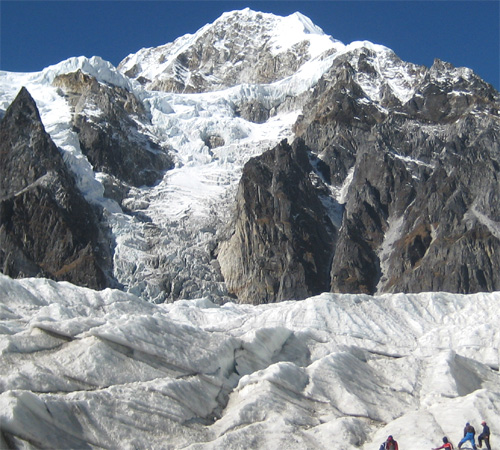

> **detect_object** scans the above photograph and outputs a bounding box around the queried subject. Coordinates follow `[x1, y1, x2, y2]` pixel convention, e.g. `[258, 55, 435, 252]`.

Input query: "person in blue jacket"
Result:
[478, 421, 491, 450]
[458, 423, 477, 450]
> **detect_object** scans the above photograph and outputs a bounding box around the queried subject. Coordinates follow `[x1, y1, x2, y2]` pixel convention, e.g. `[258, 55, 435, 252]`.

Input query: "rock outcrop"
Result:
[297, 54, 500, 295]
[0, 87, 112, 289]
[218, 139, 337, 303]
[53, 70, 172, 196]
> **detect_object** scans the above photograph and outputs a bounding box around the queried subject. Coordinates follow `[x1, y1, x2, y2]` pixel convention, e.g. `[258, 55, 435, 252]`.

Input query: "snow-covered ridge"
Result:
[1, 274, 499, 449]
[40, 56, 135, 90]
[118, 8, 343, 92]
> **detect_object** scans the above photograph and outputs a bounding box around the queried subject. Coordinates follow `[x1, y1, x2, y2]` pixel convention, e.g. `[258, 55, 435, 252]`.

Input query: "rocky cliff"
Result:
[298, 55, 500, 295]
[53, 70, 173, 200]
[218, 139, 337, 303]
[0, 88, 112, 288]
[218, 48, 500, 301]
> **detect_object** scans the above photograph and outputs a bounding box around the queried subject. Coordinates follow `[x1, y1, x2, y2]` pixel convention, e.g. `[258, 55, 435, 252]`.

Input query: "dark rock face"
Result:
[380, 116, 500, 294]
[220, 50, 500, 302]
[294, 58, 387, 186]
[235, 100, 270, 124]
[0, 87, 112, 289]
[297, 55, 500, 295]
[203, 134, 225, 150]
[53, 70, 173, 191]
[218, 139, 337, 304]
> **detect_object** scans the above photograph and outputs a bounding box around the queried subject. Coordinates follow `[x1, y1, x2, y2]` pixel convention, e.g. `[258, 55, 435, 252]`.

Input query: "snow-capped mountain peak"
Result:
[118, 9, 341, 93]
[267, 11, 338, 58]
[289, 11, 327, 35]
[1, 6, 500, 450]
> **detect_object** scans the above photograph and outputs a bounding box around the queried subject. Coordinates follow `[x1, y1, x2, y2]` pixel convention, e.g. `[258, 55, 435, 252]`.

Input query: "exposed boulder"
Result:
[202, 134, 225, 150]
[235, 99, 270, 124]
[0, 87, 112, 289]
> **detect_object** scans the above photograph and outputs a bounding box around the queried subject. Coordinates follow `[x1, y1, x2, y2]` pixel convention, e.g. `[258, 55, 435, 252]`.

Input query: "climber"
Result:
[433, 436, 454, 450]
[478, 421, 491, 450]
[379, 435, 399, 450]
[458, 422, 477, 450]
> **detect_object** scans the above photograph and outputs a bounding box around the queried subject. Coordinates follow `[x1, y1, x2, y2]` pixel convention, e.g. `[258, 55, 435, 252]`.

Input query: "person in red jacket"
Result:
[433, 436, 454, 450]
[380, 435, 399, 450]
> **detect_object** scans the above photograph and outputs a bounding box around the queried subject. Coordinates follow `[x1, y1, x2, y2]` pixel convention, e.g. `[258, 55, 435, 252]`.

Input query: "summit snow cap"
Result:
[268, 11, 336, 57]
[117, 8, 343, 92]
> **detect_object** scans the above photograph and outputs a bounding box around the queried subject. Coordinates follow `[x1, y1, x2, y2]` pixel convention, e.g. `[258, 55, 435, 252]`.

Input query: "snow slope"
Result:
[1, 273, 499, 449]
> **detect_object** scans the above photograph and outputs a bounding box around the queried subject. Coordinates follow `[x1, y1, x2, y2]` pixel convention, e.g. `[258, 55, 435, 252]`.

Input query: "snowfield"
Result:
[0, 273, 499, 449]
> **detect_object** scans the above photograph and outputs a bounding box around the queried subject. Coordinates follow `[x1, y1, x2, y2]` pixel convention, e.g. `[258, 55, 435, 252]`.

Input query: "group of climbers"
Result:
[454, 421, 491, 450]
[432, 421, 491, 450]
[378, 421, 491, 450]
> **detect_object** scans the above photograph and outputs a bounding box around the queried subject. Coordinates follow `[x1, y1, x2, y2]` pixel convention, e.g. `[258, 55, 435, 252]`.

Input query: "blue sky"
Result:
[1, 1, 499, 89]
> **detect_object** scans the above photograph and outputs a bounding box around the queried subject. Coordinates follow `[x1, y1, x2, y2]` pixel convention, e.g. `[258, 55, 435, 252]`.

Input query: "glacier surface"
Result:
[0, 273, 499, 449]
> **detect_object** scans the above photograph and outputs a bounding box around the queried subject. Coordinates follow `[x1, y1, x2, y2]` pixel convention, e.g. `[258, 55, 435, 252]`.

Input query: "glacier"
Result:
[1, 273, 499, 449]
